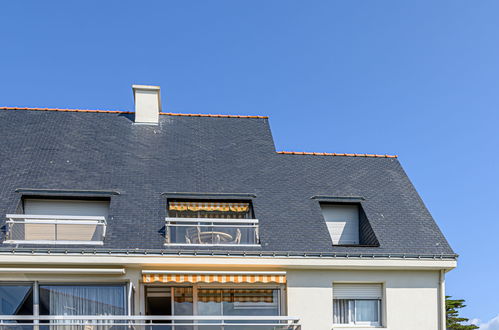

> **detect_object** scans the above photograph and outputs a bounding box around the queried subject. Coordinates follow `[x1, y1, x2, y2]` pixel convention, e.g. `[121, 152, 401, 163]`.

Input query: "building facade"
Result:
[0, 85, 456, 330]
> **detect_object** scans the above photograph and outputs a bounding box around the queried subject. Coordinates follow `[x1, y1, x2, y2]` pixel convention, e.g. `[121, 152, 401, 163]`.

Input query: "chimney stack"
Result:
[132, 85, 161, 124]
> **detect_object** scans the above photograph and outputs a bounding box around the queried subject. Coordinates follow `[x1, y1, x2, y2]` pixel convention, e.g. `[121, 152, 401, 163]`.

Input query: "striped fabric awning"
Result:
[143, 273, 286, 284]
[169, 201, 250, 212]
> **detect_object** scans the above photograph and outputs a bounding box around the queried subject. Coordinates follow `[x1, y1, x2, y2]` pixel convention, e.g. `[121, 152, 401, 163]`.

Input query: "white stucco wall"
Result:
[286, 269, 441, 330]
[0, 256, 451, 330]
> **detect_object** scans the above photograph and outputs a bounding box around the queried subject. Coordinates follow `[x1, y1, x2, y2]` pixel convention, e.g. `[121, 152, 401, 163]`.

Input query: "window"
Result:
[4, 197, 109, 245]
[0, 283, 126, 320]
[333, 283, 382, 326]
[39, 284, 126, 315]
[165, 200, 259, 246]
[146, 286, 280, 319]
[198, 288, 280, 317]
[0, 284, 33, 315]
[321, 204, 359, 245]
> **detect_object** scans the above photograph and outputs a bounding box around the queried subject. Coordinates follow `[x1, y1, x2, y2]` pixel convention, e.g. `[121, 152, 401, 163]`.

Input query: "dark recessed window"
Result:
[0, 284, 33, 316]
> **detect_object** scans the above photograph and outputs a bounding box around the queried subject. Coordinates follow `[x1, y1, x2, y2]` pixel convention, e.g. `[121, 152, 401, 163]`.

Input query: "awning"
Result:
[169, 201, 250, 213]
[142, 271, 286, 284]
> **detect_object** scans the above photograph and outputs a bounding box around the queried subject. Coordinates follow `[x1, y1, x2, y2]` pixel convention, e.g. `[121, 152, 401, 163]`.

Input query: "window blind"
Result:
[333, 283, 382, 300]
[321, 204, 359, 245]
[24, 199, 109, 217]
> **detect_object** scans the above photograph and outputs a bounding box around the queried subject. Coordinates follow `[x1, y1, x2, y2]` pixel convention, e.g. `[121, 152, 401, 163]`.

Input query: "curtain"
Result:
[333, 299, 379, 324]
[197, 289, 274, 303]
[355, 300, 378, 323]
[333, 299, 350, 324]
[40, 285, 126, 315]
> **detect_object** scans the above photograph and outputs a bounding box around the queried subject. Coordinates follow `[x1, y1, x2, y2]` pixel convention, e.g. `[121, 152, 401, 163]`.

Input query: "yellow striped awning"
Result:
[169, 201, 250, 212]
[143, 273, 286, 284]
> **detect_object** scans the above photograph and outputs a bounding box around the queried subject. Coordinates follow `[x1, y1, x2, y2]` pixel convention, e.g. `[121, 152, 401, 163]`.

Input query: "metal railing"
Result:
[165, 218, 259, 246]
[0, 315, 300, 330]
[4, 214, 107, 245]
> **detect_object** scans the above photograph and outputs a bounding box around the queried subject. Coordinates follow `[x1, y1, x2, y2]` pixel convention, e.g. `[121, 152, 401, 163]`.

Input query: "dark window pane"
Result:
[0, 285, 33, 315]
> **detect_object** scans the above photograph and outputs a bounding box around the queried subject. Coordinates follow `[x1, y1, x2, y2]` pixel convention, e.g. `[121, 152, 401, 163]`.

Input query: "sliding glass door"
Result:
[145, 286, 193, 330]
[198, 288, 280, 330]
[146, 286, 281, 330]
[39, 285, 126, 316]
[0, 284, 34, 330]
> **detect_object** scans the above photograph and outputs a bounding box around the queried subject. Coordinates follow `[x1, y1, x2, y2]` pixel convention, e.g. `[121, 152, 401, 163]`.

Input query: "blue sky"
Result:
[1, 0, 497, 326]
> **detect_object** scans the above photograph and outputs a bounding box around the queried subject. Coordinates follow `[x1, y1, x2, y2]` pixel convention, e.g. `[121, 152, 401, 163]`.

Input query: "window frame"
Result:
[144, 283, 283, 317]
[0, 282, 129, 317]
[3, 196, 111, 245]
[320, 202, 361, 246]
[332, 283, 383, 327]
[164, 199, 260, 247]
[38, 283, 128, 316]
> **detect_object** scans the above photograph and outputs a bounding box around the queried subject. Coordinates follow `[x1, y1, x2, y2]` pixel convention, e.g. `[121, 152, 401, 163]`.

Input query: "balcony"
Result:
[4, 214, 107, 245]
[0, 315, 301, 330]
[165, 218, 259, 246]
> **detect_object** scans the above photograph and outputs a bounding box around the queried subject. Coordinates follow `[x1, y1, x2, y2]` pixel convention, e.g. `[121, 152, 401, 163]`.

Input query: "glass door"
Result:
[145, 286, 193, 330]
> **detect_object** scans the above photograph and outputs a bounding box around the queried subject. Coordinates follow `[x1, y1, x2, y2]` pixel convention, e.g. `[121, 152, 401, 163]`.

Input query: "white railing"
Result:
[4, 214, 107, 245]
[0, 315, 301, 329]
[165, 217, 259, 246]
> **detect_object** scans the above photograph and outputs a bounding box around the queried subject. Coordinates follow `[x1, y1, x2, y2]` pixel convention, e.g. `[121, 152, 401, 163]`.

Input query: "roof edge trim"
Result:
[0, 107, 268, 119]
[277, 151, 398, 158]
[161, 112, 268, 119]
[162, 192, 257, 199]
[16, 188, 120, 196]
[0, 107, 133, 114]
[311, 195, 365, 201]
[0, 248, 459, 260]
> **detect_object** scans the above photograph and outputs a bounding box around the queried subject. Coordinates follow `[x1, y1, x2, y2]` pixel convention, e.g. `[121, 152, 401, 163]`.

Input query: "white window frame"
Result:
[333, 283, 383, 327]
[143, 283, 283, 316]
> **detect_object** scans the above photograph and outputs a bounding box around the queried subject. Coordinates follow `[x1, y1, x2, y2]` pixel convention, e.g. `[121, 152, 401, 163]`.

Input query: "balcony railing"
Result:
[165, 218, 259, 246]
[0, 315, 300, 330]
[4, 214, 107, 245]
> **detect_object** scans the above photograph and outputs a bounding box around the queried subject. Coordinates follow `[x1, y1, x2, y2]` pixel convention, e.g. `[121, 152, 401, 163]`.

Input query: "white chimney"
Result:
[132, 85, 161, 124]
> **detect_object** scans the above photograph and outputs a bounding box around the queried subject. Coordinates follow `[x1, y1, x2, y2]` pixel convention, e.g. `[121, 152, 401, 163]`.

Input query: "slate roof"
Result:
[0, 108, 455, 258]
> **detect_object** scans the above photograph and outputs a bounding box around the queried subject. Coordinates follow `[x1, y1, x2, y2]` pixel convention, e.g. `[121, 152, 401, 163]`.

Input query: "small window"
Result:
[321, 204, 359, 245]
[4, 197, 109, 245]
[165, 200, 259, 246]
[333, 283, 382, 326]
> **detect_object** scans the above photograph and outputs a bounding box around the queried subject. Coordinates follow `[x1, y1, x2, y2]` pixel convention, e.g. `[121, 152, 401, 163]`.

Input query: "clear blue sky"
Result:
[1, 0, 497, 326]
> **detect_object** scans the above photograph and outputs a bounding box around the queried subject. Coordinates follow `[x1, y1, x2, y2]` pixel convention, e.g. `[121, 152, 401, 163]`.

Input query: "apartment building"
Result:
[0, 85, 457, 330]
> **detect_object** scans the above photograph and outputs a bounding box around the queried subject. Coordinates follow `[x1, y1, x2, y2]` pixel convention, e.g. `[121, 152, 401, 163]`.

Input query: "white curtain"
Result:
[333, 299, 350, 324]
[41, 285, 126, 315]
[41, 286, 126, 330]
[355, 300, 378, 323]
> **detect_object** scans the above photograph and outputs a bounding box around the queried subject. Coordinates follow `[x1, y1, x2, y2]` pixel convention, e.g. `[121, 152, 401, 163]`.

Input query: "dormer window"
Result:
[165, 200, 259, 246]
[321, 204, 360, 245]
[4, 197, 109, 245]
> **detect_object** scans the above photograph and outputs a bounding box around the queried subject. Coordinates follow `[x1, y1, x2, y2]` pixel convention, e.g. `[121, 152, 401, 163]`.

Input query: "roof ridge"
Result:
[0, 107, 268, 119]
[277, 151, 398, 158]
